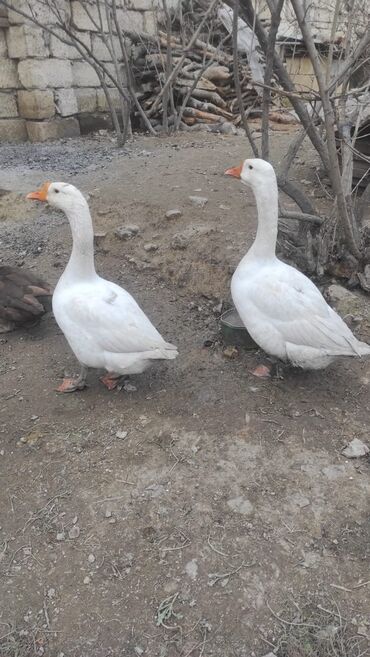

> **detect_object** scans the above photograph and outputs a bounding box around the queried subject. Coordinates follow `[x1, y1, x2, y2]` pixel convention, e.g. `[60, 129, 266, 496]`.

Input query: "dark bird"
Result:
[0, 266, 52, 333]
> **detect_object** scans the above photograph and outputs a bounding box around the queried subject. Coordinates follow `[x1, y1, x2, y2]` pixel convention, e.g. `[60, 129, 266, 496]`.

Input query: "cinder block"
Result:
[55, 88, 78, 116]
[103, 62, 128, 87]
[91, 33, 122, 61]
[7, 25, 48, 58]
[143, 10, 157, 35]
[7, 0, 68, 25]
[97, 87, 122, 111]
[18, 89, 55, 119]
[49, 29, 70, 59]
[0, 29, 7, 57]
[18, 59, 73, 89]
[0, 58, 19, 88]
[0, 91, 18, 118]
[125, 0, 159, 8]
[116, 9, 144, 33]
[71, 1, 108, 32]
[49, 29, 91, 59]
[0, 117, 27, 141]
[72, 61, 100, 87]
[74, 87, 97, 112]
[27, 117, 80, 142]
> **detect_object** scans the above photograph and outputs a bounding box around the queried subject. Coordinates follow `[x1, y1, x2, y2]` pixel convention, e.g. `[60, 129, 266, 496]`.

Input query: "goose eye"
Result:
[55, 189, 60, 194]
[248, 165, 253, 170]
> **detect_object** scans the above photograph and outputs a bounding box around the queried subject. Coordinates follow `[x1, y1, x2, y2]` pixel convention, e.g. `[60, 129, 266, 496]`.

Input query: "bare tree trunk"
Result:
[290, 0, 361, 258]
[232, 0, 258, 156]
[261, 0, 284, 161]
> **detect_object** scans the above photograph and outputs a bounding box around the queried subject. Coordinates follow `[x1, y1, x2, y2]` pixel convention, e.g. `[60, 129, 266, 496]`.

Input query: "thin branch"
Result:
[232, 0, 258, 156]
[279, 210, 323, 225]
[261, 0, 284, 160]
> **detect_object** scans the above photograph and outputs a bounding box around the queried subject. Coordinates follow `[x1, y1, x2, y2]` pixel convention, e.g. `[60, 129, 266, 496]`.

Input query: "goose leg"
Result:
[57, 365, 88, 393]
[251, 360, 285, 379]
[99, 372, 121, 391]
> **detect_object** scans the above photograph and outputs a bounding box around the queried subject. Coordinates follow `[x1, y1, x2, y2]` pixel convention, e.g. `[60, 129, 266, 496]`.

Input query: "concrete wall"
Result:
[0, 0, 166, 142]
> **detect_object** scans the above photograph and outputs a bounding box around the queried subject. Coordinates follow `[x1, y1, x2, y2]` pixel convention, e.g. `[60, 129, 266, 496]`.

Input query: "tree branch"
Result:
[232, 0, 258, 156]
[261, 0, 284, 160]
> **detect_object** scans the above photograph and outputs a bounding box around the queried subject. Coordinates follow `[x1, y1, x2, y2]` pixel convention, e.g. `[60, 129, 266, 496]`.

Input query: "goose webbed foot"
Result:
[99, 372, 122, 391]
[57, 365, 88, 393]
[251, 361, 285, 379]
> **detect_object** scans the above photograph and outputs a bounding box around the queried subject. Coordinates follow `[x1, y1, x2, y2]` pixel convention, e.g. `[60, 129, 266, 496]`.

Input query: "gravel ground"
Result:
[0, 130, 369, 657]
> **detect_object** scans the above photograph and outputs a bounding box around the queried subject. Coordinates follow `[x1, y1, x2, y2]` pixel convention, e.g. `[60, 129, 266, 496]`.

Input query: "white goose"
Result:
[27, 182, 178, 392]
[225, 158, 370, 373]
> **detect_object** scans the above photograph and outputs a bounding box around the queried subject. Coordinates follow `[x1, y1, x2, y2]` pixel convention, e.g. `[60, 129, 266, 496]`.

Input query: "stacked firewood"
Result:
[131, 30, 262, 129]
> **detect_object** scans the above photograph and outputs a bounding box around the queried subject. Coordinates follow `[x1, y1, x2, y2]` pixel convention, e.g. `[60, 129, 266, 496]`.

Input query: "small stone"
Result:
[143, 242, 158, 252]
[185, 559, 198, 581]
[223, 346, 238, 359]
[31, 415, 38, 421]
[114, 224, 140, 240]
[56, 532, 65, 542]
[47, 588, 55, 598]
[289, 492, 310, 508]
[342, 438, 369, 458]
[123, 382, 137, 392]
[227, 496, 254, 515]
[88, 553, 95, 563]
[68, 525, 80, 539]
[189, 195, 208, 208]
[322, 465, 346, 480]
[134, 647, 144, 656]
[165, 208, 182, 220]
[116, 430, 128, 440]
[171, 233, 189, 250]
[94, 231, 107, 245]
[316, 625, 339, 641]
[83, 576, 91, 585]
[105, 509, 112, 518]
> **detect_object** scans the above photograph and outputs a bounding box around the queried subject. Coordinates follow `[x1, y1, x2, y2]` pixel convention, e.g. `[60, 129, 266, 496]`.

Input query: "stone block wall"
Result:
[0, 0, 166, 142]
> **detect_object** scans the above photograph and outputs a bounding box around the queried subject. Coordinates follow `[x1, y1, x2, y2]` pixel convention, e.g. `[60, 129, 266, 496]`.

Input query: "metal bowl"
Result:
[220, 308, 258, 350]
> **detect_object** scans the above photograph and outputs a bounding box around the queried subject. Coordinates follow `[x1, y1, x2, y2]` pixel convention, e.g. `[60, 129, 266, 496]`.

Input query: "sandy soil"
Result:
[0, 129, 369, 657]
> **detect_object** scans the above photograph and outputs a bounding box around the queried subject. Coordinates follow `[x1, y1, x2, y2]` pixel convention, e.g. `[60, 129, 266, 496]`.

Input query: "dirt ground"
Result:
[0, 129, 369, 657]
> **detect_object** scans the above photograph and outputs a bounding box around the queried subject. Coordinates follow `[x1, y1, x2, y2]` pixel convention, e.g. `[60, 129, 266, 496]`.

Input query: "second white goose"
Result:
[225, 158, 370, 372]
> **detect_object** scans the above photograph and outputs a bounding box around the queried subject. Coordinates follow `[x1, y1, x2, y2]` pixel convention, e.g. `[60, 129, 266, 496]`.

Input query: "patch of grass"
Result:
[271, 600, 368, 657]
[0, 625, 48, 657]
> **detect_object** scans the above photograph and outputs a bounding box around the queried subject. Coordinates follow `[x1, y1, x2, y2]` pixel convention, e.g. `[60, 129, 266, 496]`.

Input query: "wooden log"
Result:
[194, 38, 232, 63]
[183, 107, 224, 122]
[187, 96, 233, 119]
[174, 77, 217, 92]
[182, 116, 197, 125]
[186, 88, 228, 108]
[202, 65, 231, 82]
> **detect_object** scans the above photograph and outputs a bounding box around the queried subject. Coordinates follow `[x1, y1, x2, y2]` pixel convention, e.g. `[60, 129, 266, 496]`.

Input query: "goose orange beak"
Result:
[224, 164, 243, 179]
[26, 181, 51, 202]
